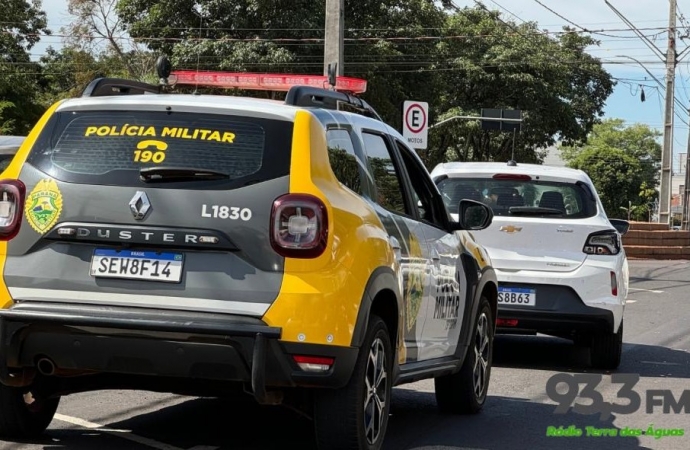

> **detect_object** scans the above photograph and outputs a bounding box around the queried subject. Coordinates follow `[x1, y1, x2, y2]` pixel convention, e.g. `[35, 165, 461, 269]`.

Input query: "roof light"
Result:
[170, 71, 368, 94]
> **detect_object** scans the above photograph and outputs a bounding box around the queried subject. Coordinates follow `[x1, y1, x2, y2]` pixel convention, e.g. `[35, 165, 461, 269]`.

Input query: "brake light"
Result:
[492, 173, 532, 180]
[270, 194, 328, 258]
[583, 230, 621, 255]
[497, 318, 519, 327]
[293, 355, 334, 372]
[611, 271, 618, 296]
[0, 180, 25, 241]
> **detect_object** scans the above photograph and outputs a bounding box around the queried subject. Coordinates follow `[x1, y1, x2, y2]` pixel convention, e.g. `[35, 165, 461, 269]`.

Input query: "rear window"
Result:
[26, 110, 293, 189]
[437, 177, 597, 218]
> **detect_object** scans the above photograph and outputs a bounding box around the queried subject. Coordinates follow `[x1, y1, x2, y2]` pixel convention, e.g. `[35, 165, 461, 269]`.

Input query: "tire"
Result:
[590, 319, 623, 370]
[0, 383, 60, 439]
[435, 296, 493, 414]
[313, 315, 392, 450]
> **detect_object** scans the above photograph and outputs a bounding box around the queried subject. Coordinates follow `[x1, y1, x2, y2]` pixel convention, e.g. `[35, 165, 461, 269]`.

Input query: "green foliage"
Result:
[0, 0, 48, 61]
[0, 0, 50, 135]
[115, 1, 614, 169]
[0, 100, 15, 134]
[561, 119, 661, 219]
[424, 14, 613, 169]
[566, 146, 644, 219]
[2, 0, 616, 159]
[37, 46, 102, 104]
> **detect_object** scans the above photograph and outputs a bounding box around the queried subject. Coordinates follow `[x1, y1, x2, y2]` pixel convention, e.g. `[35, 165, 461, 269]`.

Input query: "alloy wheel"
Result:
[473, 313, 490, 399]
[363, 337, 387, 446]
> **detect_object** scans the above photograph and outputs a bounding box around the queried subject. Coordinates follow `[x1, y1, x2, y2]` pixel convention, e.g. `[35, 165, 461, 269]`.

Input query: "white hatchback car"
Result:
[430, 161, 630, 369]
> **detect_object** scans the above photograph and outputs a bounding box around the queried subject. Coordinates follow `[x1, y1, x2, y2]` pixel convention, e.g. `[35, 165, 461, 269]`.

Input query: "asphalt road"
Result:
[1, 259, 689, 450]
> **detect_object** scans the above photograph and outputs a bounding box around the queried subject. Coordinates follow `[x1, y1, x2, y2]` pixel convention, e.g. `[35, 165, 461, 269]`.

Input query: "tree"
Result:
[114, 2, 614, 168]
[566, 146, 645, 219]
[37, 46, 106, 105]
[560, 118, 661, 218]
[63, 0, 155, 80]
[423, 11, 614, 169]
[0, 0, 50, 134]
[560, 118, 661, 189]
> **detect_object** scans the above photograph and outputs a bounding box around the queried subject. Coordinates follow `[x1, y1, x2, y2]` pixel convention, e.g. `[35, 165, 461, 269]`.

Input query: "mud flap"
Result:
[251, 333, 284, 405]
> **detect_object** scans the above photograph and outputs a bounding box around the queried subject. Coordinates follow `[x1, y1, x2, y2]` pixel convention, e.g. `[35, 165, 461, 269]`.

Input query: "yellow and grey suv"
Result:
[0, 74, 498, 450]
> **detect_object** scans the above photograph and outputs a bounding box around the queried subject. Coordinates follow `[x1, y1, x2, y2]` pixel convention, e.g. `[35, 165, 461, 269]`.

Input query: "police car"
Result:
[0, 59, 498, 450]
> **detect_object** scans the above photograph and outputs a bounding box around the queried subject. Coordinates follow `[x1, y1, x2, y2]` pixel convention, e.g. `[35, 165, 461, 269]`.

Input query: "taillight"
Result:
[0, 180, 25, 241]
[583, 230, 621, 255]
[270, 194, 328, 258]
[292, 355, 334, 372]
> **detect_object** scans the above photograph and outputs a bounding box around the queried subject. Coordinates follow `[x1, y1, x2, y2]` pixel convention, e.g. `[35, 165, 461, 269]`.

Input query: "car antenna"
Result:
[508, 128, 517, 166]
[327, 62, 337, 91]
[191, 6, 204, 95]
[156, 55, 172, 91]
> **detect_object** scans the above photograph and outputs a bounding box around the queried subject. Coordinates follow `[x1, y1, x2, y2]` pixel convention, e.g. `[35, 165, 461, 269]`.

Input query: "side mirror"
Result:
[450, 199, 493, 231]
[609, 218, 630, 235]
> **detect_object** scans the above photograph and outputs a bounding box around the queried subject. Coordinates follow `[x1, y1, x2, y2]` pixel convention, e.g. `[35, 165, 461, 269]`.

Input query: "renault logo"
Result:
[129, 191, 151, 220]
[499, 225, 522, 234]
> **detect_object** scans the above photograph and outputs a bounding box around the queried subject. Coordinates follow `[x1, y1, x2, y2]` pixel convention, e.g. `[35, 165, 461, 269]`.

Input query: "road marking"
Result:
[54, 413, 185, 450]
[629, 288, 664, 293]
[626, 300, 637, 303]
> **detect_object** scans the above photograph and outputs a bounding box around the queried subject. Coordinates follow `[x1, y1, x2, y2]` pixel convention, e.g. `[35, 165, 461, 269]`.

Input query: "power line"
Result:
[530, 0, 654, 40]
[604, 0, 667, 61]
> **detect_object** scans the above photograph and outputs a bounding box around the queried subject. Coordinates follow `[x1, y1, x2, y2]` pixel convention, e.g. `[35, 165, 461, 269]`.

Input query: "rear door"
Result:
[4, 105, 294, 317]
[392, 139, 467, 360]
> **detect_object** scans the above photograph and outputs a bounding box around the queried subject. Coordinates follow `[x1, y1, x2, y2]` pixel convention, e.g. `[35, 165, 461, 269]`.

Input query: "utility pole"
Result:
[606, 0, 679, 225]
[324, 0, 344, 76]
[680, 129, 690, 230]
[659, 0, 677, 225]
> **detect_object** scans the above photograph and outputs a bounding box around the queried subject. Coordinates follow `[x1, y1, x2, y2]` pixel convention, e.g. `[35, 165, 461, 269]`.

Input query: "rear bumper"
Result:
[0, 302, 357, 396]
[494, 255, 627, 330]
[496, 283, 616, 334]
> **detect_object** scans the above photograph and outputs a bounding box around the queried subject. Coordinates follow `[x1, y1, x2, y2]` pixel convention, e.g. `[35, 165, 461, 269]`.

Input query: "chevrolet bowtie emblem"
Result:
[500, 225, 522, 233]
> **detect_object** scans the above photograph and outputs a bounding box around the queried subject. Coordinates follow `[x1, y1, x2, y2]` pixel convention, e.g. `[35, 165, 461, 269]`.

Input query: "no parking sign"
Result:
[402, 101, 429, 149]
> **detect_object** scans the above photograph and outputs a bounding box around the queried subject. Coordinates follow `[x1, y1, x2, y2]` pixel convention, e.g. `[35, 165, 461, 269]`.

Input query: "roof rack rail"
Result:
[284, 86, 383, 122]
[81, 78, 161, 97]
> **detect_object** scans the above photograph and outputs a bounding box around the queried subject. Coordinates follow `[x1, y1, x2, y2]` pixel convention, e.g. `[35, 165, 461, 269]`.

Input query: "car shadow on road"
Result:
[23, 390, 657, 450]
[385, 390, 656, 450]
[492, 335, 690, 379]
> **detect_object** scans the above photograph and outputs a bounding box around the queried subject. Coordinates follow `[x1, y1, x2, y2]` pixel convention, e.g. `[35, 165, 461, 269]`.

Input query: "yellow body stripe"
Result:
[262, 110, 396, 347]
[0, 101, 66, 309]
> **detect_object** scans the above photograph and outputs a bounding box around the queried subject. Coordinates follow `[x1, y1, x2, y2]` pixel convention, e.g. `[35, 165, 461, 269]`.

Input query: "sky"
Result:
[34, 0, 690, 171]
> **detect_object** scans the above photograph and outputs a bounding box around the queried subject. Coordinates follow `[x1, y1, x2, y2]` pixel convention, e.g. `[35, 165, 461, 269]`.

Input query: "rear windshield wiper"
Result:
[508, 206, 565, 216]
[140, 166, 230, 183]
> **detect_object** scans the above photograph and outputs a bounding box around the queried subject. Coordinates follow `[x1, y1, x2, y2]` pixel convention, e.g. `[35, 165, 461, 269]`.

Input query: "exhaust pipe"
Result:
[36, 358, 56, 376]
